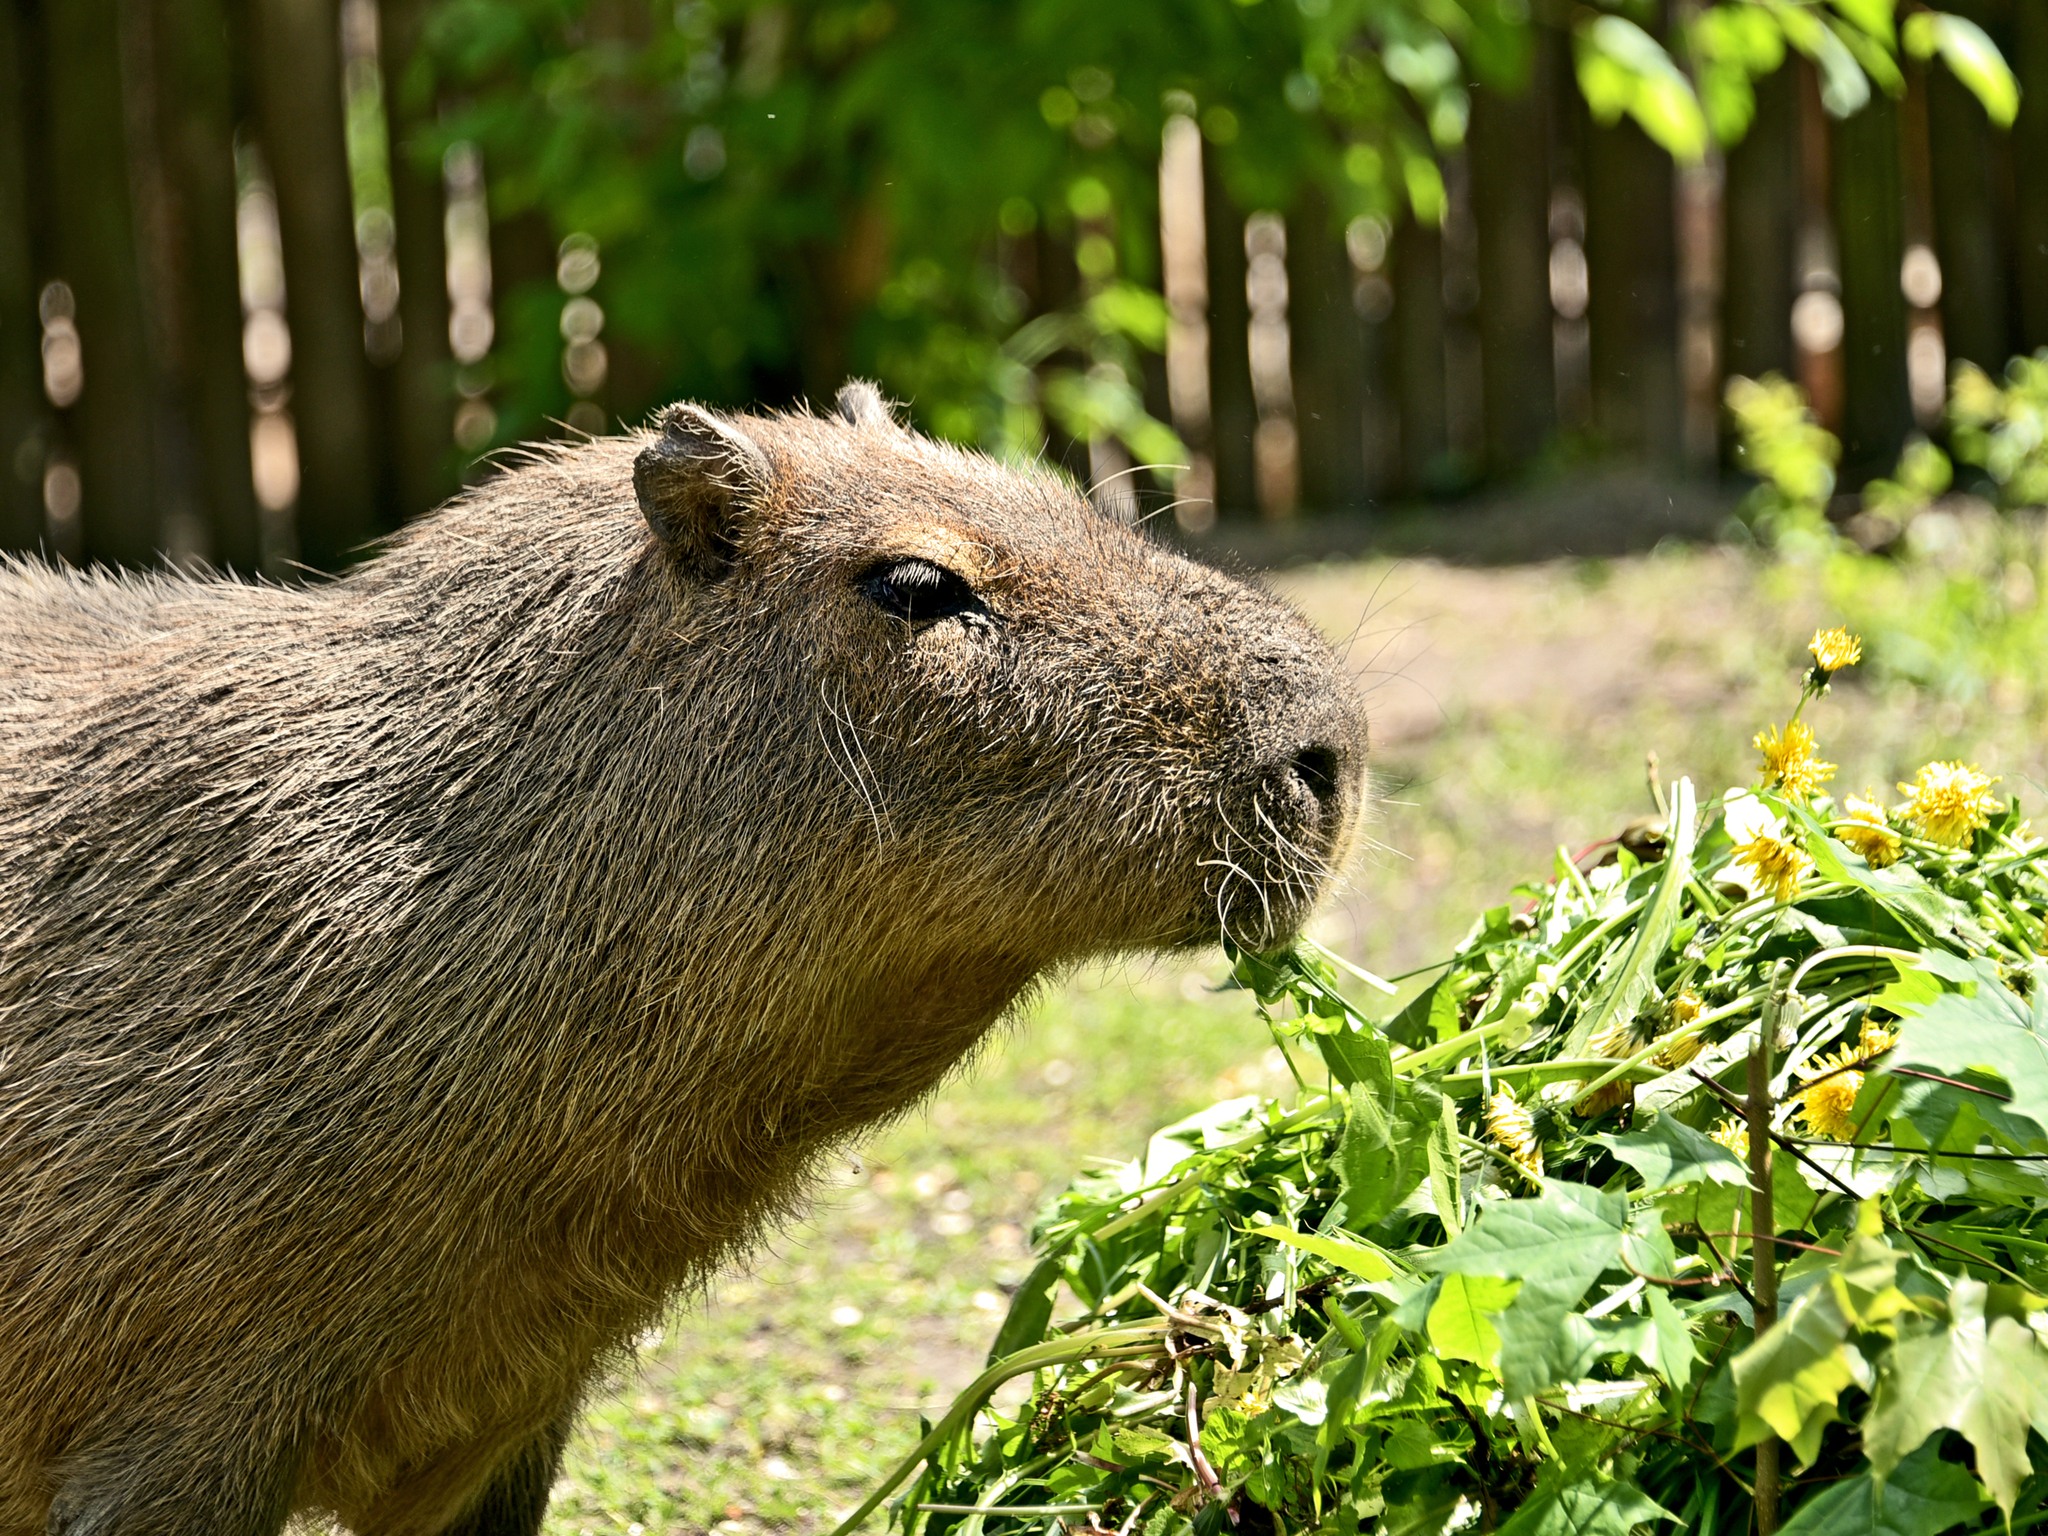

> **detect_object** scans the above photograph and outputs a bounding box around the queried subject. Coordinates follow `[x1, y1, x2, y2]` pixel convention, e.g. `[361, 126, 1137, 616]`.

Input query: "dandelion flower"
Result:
[1654, 991, 1705, 1067]
[1485, 1087, 1543, 1180]
[1573, 1079, 1634, 1117]
[1589, 1012, 1655, 1061]
[1837, 791, 1903, 868]
[1858, 1018, 1899, 1059]
[1725, 793, 1813, 903]
[1709, 1118, 1750, 1160]
[1755, 720, 1836, 800]
[1897, 761, 2001, 849]
[1795, 1048, 1865, 1141]
[1808, 627, 1863, 675]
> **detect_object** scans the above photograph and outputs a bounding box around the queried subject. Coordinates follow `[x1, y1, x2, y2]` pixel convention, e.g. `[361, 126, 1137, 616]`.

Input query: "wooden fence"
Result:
[3, 1, 2047, 573]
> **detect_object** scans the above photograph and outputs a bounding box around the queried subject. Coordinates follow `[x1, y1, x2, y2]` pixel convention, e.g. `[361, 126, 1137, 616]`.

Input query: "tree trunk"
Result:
[1584, 112, 1680, 460]
[44, 0, 160, 565]
[1392, 214, 1449, 493]
[1926, 1, 2012, 373]
[1287, 185, 1367, 513]
[253, 0, 381, 569]
[1468, 35, 1557, 476]
[0, 0, 46, 551]
[2012, 0, 2048, 349]
[1202, 145, 1257, 518]
[1830, 94, 1911, 484]
[1721, 61, 1800, 385]
[154, 0, 260, 570]
[379, 0, 454, 522]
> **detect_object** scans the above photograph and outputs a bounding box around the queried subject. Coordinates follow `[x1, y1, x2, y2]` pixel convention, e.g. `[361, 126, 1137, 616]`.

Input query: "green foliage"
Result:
[1949, 353, 2048, 510]
[838, 664, 2048, 1534]
[416, 0, 1992, 465]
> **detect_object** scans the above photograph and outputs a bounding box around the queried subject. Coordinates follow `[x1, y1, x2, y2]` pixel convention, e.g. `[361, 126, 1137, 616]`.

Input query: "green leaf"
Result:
[1424, 1272, 1516, 1366]
[1904, 13, 2018, 127]
[1597, 1111, 1750, 1194]
[1493, 1471, 1672, 1535]
[1863, 1279, 2048, 1515]
[1565, 778, 1697, 1058]
[1732, 1279, 1861, 1465]
[1779, 7, 1872, 116]
[985, 1253, 1062, 1362]
[1778, 1436, 1987, 1535]
[1829, 0, 1896, 48]
[1890, 967, 2048, 1145]
[1574, 16, 1709, 161]
[1427, 1181, 1629, 1396]
[1249, 1224, 1397, 1282]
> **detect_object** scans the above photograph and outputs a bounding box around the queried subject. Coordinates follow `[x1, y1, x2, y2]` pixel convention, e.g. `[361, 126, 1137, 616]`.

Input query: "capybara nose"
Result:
[1288, 742, 1346, 822]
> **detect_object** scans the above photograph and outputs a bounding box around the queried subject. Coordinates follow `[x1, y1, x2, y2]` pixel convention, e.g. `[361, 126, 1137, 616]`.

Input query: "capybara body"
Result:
[0, 386, 1365, 1535]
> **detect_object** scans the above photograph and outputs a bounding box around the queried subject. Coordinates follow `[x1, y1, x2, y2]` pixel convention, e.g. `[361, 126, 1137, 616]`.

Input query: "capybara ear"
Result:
[832, 380, 898, 430]
[633, 405, 774, 578]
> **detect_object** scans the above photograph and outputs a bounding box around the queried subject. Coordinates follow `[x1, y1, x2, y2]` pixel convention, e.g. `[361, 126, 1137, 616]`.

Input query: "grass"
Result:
[544, 532, 2048, 1534]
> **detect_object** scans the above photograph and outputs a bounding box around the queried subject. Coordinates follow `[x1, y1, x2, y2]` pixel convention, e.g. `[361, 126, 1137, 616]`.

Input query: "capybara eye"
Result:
[859, 558, 984, 624]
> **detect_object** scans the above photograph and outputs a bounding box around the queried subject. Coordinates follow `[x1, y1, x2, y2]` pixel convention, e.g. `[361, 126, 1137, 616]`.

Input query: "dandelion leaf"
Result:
[1423, 1272, 1515, 1366]
[1335, 1047, 1444, 1232]
[1492, 1469, 1671, 1536]
[1425, 1181, 1627, 1397]
[1596, 1112, 1750, 1194]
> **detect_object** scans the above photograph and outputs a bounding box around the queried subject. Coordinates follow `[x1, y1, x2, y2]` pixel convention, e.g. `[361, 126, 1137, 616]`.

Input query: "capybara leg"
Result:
[44, 1429, 299, 1536]
[434, 1411, 574, 1536]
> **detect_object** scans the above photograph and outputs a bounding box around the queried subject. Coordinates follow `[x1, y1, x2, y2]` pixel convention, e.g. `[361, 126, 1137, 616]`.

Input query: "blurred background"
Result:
[11, 5, 2048, 1526]
[0, 0, 2039, 573]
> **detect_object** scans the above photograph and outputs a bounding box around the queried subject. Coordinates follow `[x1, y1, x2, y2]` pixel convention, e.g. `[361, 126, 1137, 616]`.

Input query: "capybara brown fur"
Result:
[0, 384, 1366, 1536]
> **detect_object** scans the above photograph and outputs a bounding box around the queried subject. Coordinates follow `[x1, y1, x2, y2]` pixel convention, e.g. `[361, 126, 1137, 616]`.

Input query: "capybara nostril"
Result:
[1288, 742, 1346, 819]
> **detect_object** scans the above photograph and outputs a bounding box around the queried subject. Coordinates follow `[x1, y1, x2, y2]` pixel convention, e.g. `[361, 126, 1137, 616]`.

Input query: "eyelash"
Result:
[859, 559, 987, 624]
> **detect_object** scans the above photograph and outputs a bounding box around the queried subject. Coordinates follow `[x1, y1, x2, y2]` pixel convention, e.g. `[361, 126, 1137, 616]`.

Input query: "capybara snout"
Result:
[0, 382, 1363, 1536]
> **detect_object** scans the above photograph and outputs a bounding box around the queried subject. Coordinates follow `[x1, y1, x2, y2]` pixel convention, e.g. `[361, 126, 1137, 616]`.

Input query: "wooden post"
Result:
[44, 0, 161, 566]
[154, 0, 261, 571]
[1391, 215, 1449, 494]
[0, 0, 46, 551]
[1829, 94, 1911, 485]
[1721, 62, 1800, 387]
[1468, 33, 1558, 477]
[1202, 145, 1257, 518]
[1287, 184, 1367, 514]
[1584, 111, 1680, 460]
[252, 0, 382, 569]
[2011, 1, 2048, 349]
[1926, 2, 2014, 372]
[379, 0, 455, 522]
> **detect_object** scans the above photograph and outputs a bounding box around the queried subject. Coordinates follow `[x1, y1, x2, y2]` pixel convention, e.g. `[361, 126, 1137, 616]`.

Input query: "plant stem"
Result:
[1748, 966, 1785, 1536]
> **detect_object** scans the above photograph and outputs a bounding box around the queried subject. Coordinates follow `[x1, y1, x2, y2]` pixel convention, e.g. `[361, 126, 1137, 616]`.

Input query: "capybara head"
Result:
[633, 381, 1367, 964]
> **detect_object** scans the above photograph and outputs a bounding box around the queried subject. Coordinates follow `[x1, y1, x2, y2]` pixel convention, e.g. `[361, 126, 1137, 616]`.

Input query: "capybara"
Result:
[0, 384, 1366, 1535]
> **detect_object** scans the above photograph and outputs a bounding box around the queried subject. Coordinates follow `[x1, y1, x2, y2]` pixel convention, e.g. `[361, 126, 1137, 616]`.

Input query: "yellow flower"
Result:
[1897, 761, 2001, 849]
[1808, 627, 1863, 675]
[1652, 991, 1705, 1068]
[1654, 1031, 1703, 1069]
[1755, 720, 1837, 800]
[1837, 791, 1903, 868]
[1572, 1079, 1634, 1117]
[1485, 1087, 1543, 1180]
[1858, 1018, 1898, 1059]
[1709, 1117, 1750, 1160]
[1795, 1048, 1865, 1141]
[1725, 793, 1814, 902]
[1589, 1013, 1655, 1060]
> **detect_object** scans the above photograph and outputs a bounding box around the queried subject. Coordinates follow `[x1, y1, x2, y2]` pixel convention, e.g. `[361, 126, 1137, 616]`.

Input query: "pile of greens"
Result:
[834, 633, 2048, 1536]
